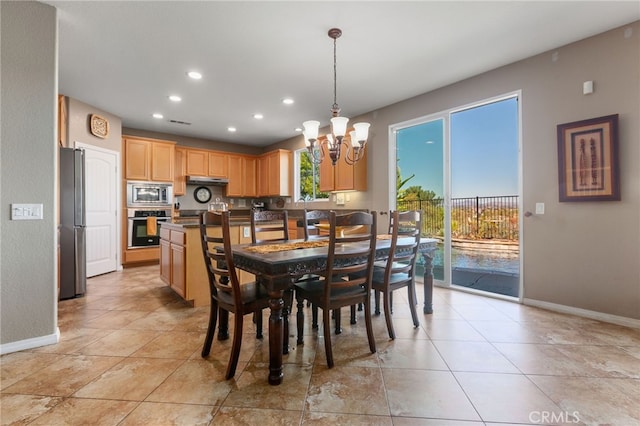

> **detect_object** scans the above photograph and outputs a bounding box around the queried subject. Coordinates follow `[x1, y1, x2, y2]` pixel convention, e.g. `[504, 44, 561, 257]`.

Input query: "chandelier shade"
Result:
[302, 28, 370, 166]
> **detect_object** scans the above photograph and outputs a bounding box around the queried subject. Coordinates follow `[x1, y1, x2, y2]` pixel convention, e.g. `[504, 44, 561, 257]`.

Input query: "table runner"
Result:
[245, 240, 329, 254]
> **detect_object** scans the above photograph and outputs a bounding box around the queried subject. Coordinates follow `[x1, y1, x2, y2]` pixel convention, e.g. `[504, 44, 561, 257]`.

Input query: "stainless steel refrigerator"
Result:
[59, 147, 87, 299]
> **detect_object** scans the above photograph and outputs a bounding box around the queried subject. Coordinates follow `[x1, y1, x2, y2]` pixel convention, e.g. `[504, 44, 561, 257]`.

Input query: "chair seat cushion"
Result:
[372, 270, 411, 287]
[294, 279, 366, 302]
[217, 281, 269, 306]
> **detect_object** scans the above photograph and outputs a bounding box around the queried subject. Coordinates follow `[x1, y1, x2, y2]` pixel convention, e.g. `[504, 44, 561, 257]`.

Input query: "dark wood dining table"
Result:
[231, 236, 438, 385]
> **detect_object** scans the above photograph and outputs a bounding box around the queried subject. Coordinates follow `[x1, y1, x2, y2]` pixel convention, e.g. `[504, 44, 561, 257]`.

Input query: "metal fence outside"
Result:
[397, 195, 519, 241]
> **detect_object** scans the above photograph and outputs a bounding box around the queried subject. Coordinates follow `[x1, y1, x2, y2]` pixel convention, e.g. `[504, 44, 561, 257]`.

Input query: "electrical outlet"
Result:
[243, 227, 250, 238]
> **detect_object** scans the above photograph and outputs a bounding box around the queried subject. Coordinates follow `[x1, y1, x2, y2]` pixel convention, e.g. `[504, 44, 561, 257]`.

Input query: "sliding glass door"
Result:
[394, 93, 521, 298]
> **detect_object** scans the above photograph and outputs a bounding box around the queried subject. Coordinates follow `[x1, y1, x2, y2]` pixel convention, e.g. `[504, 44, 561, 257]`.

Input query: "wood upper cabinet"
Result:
[185, 149, 229, 178]
[208, 151, 228, 178]
[151, 142, 175, 182]
[123, 136, 175, 182]
[185, 149, 208, 176]
[173, 147, 187, 196]
[227, 154, 257, 197]
[258, 149, 292, 197]
[319, 142, 367, 192]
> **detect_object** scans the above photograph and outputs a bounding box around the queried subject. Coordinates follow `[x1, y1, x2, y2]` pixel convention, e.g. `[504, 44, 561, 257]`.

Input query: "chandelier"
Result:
[302, 28, 370, 166]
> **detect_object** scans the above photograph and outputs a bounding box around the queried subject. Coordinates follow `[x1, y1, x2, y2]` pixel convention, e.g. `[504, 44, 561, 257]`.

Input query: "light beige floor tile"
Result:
[29, 327, 113, 354]
[433, 340, 520, 373]
[306, 366, 389, 416]
[73, 357, 180, 401]
[84, 309, 150, 329]
[213, 407, 303, 425]
[469, 320, 546, 343]
[530, 375, 640, 425]
[452, 304, 515, 321]
[392, 419, 485, 426]
[132, 331, 204, 359]
[76, 329, 160, 356]
[313, 334, 380, 368]
[382, 368, 480, 421]
[0, 352, 65, 390]
[454, 371, 562, 424]
[124, 309, 197, 330]
[145, 359, 235, 405]
[223, 362, 312, 411]
[119, 401, 216, 425]
[0, 393, 63, 425]
[3, 355, 123, 397]
[378, 338, 448, 370]
[27, 397, 138, 426]
[303, 411, 393, 425]
[423, 319, 487, 341]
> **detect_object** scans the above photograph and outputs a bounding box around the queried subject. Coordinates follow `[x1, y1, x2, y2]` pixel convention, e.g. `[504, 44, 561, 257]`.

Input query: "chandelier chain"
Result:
[332, 35, 339, 115]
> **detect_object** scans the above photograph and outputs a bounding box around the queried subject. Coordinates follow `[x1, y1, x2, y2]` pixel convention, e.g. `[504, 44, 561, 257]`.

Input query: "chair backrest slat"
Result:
[250, 210, 289, 244]
[322, 211, 377, 305]
[302, 209, 332, 241]
[385, 210, 422, 279]
[200, 210, 243, 308]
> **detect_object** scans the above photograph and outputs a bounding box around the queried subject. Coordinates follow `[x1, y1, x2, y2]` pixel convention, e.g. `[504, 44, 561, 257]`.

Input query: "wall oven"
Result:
[127, 208, 171, 248]
[126, 181, 173, 208]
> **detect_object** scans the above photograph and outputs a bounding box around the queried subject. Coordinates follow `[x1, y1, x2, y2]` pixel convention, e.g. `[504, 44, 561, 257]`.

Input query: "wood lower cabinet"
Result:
[159, 223, 250, 307]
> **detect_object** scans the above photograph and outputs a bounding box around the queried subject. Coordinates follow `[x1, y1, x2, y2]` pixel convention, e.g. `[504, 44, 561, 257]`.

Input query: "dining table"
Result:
[230, 236, 438, 385]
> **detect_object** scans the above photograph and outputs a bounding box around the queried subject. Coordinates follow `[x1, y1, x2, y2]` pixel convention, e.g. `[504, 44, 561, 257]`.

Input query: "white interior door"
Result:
[76, 142, 119, 277]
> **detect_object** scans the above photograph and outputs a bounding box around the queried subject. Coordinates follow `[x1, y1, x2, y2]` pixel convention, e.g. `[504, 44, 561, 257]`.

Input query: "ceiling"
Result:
[45, 1, 639, 147]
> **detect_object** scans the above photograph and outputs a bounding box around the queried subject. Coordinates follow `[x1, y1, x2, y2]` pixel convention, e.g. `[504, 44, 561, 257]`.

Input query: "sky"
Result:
[397, 97, 519, 199]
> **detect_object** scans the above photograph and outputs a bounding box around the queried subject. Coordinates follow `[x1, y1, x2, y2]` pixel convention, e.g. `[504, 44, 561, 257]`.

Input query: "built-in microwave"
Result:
[126, 181, 173, 208]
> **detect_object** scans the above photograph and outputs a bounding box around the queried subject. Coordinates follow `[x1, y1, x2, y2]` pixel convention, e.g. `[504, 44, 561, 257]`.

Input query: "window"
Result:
[294, 149, 329, 202]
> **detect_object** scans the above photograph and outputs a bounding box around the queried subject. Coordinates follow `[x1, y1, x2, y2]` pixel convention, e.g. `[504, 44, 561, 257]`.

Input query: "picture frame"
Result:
[90, 114, 109, 139]
[557, 114, 619, 202]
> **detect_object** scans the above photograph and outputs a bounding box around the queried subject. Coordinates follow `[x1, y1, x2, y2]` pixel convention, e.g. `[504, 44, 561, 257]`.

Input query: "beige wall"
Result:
[275, 22, 640, 321]
[1, 1, 58, 348]
[66, 97, 122, 152]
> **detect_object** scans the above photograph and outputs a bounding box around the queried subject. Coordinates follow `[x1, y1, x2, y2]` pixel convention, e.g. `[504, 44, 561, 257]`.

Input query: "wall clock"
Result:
[194, 186, 212, 203]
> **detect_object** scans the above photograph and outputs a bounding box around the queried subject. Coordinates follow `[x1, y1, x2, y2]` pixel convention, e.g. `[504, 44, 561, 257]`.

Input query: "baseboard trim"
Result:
[523, 298, 640, 329]
[0, 328, 60, 355]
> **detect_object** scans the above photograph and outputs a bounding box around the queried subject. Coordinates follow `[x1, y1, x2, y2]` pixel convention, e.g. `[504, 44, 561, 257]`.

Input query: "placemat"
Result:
[245, 240, 329, 254]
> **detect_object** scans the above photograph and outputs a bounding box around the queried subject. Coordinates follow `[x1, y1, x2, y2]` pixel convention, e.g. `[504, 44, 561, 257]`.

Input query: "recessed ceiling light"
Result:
[187, 71, 202, 80]
[282, 98, 294, 105]
[152, 113, 163, 119]
[253, 113, 264, 120]
[227, 127, 237, 132]
[294, 127, 302, 132]
[169, 95, 182, 102]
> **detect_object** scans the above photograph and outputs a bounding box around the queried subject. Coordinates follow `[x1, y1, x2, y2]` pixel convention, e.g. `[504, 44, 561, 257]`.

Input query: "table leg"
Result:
[268, 290, 284, 385]
[422, 250, 434, 314]
[217, 310, 229, 340]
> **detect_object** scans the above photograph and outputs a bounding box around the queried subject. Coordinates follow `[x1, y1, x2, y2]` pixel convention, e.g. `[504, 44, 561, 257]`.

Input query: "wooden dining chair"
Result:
[250, 210, 289, 243]
[302, 209, 332, 241]
[372, 210, 422, 339]
[199, 210, 270, 380]
[294, 211, 377, 368]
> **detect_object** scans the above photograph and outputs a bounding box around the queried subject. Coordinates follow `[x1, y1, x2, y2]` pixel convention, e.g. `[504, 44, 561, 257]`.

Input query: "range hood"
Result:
[186, 176, 229, 186]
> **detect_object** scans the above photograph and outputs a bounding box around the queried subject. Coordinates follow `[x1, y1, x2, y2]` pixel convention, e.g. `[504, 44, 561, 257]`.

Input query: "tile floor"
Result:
[2, 265, 639, 425]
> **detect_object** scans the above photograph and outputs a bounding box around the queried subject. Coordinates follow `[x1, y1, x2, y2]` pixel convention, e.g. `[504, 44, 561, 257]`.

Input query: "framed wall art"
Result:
[557, 114, 620, 202]
[90, 114, 109, 139]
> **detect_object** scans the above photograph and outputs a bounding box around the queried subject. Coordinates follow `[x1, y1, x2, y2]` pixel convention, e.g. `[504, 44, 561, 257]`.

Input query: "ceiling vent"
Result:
[168, 119, 192, 125]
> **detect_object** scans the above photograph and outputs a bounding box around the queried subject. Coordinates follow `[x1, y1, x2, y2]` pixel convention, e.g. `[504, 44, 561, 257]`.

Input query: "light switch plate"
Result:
[243, 227, 250, 238]
[336, 193, 345, 205]
[11, 203, 43, 220]
[535, 203, 545, 215]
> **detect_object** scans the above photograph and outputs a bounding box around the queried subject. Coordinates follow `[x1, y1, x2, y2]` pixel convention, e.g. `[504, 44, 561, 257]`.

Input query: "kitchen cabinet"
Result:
[159, 223, 252, 307]
[319, 142, 367, 192]
[123, 136, 175, 182]
[227, 154, 257, 197]
[185, 149, 208, 176]
[185, 149, 229, 178]
[208, 151, 228, 178]
[258, 149, 292, 197]
[174, 147, 186, 196]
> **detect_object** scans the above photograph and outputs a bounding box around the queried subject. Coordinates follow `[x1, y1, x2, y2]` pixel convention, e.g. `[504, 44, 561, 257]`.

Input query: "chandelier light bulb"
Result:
[302, 121, 320, 140]
[353, 122, 370, 143]
[330, 116, 349, 138]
